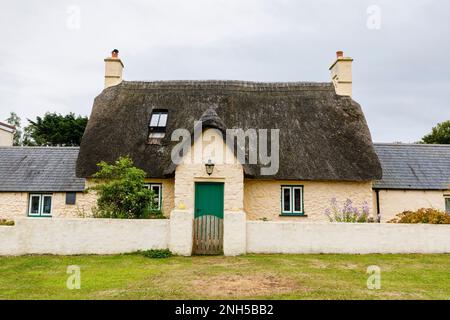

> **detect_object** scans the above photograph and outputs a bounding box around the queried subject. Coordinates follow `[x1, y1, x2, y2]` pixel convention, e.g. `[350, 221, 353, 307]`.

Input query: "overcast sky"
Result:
[0, 0, 449, 143]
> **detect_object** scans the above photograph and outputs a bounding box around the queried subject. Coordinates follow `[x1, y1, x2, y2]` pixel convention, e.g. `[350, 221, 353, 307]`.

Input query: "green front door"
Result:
[193, 182, 224, 255]
[194, 182, 224, 218]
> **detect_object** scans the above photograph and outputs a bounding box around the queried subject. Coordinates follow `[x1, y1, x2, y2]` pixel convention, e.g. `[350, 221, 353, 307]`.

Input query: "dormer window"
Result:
[148, 110, 168, 142]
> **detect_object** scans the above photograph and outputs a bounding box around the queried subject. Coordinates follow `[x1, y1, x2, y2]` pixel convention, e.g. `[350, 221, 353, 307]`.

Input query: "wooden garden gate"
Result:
[193, 215, 223, 255]
[193, 182, 224, 255]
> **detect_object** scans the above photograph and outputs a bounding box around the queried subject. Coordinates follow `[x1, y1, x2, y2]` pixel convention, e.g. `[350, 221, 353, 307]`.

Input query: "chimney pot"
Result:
[336, 51, 344, 58]
[111, 49, 119, 58]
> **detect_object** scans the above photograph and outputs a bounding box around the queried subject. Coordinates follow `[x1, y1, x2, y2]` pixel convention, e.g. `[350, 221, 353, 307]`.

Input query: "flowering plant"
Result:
[324, 198, 376, 223]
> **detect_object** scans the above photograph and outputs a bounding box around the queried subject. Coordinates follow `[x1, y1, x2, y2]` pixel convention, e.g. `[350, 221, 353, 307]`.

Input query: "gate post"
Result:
[223, 211, 247, 256]
[169, 209, 194, 256]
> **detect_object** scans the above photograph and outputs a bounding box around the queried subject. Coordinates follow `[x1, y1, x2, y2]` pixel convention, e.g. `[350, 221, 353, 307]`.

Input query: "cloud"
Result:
[0, 0, 449, 142]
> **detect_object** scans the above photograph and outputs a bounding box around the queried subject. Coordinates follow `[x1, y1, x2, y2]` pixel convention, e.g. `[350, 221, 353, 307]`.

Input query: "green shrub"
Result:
[142, 208, 167, 219]
[0, 219, 14, 226]
[89, 156, 158, 219]
[138, 249, 173, 259]
[388, 208, 450, 224]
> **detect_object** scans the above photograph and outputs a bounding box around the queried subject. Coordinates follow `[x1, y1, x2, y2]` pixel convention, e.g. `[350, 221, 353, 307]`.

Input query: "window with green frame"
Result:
[445, 197, 450, 214]
[280, 185, 304, 216]
[28, 193, 53, 217]
[144, 183, 162, 210]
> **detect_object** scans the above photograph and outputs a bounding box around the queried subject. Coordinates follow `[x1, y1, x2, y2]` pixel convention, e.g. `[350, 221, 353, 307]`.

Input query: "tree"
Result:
[5, 112, 22, 146]
[421, 121, 450, 144]
[23, 112, 88, 146]
[90, 156, 161, 219]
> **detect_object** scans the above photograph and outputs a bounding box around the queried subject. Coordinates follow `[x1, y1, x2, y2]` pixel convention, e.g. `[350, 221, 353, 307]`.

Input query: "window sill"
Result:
[27, 215, 52, 218]
[279, 213, 308, 217]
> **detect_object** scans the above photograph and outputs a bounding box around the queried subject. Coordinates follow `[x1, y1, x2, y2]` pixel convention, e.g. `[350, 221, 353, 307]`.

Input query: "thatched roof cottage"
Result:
[2, 51, 448, 230]
[76, 50, 382, 222]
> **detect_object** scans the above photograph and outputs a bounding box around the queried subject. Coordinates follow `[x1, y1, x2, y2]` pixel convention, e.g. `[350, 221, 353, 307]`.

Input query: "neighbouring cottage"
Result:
[75, 50, 382, 222]
[0, 147, 95, 219]
[373, 143, 450, 221]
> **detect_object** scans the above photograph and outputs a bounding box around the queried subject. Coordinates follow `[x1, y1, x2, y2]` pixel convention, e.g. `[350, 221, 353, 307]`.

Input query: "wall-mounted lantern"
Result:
[205, 159, 215, 176]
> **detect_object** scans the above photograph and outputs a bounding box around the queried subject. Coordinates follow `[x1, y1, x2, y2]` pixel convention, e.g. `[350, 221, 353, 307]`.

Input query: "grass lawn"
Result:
[0, 253, 449, 300]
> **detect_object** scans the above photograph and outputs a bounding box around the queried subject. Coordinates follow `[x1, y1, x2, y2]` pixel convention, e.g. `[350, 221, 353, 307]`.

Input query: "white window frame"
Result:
[28, 194, 42, 216]
[41, 195, 53, 216]
[445, 197, 450, 214]
[281, 187, 292, 213]
[144, 183, 162, 210]
[28, 193, 52, 217]
[281, 186, 304, 215]
[292, 186, 303, 214]
[149, 111, 168, 128]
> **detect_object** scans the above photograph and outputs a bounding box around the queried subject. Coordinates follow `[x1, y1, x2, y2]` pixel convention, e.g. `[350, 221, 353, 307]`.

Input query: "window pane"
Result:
[30, 196, 40, 214]
[158, 113, 168, 127]
[151, 185, 161, 209]
[283, 188, 291, 212]
[149, 114, 160, 127]
[66, 192, 76, 205]
[294, 188, 302, 212]
[42, 196, 52, 214]
[149, 132, 165, 139]
[151, 185, 160, 196]
[446, 198, 450, 214]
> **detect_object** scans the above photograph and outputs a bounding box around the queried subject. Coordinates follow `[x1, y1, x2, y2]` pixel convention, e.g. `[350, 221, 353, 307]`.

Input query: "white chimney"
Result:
[329, 51, 353, 97]
[104, 49, 124, 89]
[0, 122, 15, 146]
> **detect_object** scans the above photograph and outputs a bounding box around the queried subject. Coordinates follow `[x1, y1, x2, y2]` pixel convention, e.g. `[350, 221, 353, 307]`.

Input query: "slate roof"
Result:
[77, 80, 382, 181]
[0, 147, 85, 192]
[373, 143, 450, 190]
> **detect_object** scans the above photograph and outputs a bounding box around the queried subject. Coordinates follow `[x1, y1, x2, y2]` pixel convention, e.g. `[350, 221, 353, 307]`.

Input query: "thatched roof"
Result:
[77, 80, 382, 181]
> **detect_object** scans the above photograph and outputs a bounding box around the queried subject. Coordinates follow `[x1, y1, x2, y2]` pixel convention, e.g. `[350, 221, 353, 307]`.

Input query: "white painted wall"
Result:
[246, 221, 450, 254]
[0, 218, 169, 255]
[3, 217, 450, 256]
[169, 209, 194, 256]
[223, 211, 246, 256]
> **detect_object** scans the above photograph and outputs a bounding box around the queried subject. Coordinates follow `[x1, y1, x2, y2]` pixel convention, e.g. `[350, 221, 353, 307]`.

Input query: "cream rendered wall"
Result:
[0, 191, 97, 220]
[375, 189, 449, 222]
[244, 180, 373, 221]
[0, 129, 14, 146]
[174, 128, 244, 212]
[0, 193, 28, 220]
